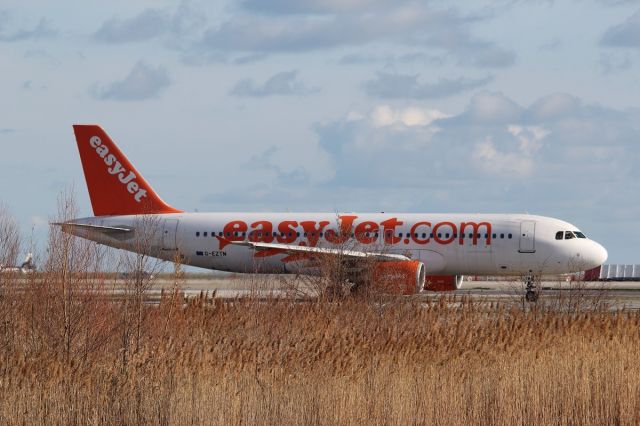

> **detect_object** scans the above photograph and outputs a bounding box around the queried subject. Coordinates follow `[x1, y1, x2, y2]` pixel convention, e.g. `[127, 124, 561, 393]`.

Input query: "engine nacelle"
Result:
[423, 275, 464, 291]
[374, 261, 426, 295]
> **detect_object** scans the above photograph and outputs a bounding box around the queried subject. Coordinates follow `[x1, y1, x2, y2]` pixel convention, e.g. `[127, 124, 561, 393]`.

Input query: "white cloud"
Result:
[93, 61, 171, 101]
[598, 52, 633, 74]
[0, 12, 56, 42]
[364, 72, 492, 99]
[466, 91, 522, 123]
[474, 123, 550, 178]
[507, 125, 549, 155]
[312, 92, 639, 221]
[230, 71, 318, 97]
[473, 137, 533, 176]
[242, 0, 402, 14]
[95, 9, 169, 43]
[528, 93, 580, 121]
[93, 2, 205, 45]
[345, 111, 365, 122]
[197, 4, 514, 68]
[601, 9, 640, 48]
[370, 105, 449, 128]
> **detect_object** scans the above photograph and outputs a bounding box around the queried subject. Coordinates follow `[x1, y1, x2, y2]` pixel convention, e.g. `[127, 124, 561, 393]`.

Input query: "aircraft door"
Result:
[519, 221, 536, 253]
[162, 219, 179, 251]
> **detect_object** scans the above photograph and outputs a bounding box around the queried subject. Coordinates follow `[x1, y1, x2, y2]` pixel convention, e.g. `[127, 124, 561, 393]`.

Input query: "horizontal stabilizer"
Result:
[53, 222, 133, 235]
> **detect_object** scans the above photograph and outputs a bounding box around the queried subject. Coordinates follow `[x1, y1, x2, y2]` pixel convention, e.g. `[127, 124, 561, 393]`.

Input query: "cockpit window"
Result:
[557, 230, 586, 240]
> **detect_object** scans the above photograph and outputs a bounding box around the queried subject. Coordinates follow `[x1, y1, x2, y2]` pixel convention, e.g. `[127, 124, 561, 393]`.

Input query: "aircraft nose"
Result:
[588, 241, 608, 268]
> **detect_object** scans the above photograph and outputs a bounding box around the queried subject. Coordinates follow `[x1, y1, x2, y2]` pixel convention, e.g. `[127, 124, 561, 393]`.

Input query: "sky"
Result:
[0, 0, 639, 263]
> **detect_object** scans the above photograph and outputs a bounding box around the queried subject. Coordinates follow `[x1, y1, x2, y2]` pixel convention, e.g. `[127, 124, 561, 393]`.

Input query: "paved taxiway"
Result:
[9, 275, 634, 309]
[135, 277, 640, 310]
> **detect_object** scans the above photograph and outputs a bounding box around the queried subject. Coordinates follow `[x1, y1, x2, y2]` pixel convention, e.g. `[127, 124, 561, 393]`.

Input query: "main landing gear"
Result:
[524, 275, 539, 302]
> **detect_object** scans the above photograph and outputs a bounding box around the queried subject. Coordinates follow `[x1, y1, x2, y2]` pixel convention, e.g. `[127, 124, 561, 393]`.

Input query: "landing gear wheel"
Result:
[524, 275, 539, 303]
[525, 290, 539, 302]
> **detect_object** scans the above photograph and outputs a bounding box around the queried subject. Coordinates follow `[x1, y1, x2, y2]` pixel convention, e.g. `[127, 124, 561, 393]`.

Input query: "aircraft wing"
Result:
[231, 240, 410, 262]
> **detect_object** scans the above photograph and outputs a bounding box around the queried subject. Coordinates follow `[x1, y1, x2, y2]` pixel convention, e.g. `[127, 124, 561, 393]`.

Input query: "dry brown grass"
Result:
[1, 199, 639, 425]
[1, 289, 640, 425]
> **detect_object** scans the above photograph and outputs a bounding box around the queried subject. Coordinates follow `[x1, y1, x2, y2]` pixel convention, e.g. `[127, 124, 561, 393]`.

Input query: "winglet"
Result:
[73, 125, 182, 216]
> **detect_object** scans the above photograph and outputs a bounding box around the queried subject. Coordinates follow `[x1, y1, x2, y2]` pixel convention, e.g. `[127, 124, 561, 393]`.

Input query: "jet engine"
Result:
[373, 261, 426, 295]
[423, 275, 464, 291]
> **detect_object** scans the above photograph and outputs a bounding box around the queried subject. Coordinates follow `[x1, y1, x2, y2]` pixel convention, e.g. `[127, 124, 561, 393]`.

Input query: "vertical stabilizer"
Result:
[73, 125, 182, 216]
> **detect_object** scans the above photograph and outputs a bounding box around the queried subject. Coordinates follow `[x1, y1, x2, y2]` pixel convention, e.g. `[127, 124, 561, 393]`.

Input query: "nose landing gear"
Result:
[524, 275, 539, 302]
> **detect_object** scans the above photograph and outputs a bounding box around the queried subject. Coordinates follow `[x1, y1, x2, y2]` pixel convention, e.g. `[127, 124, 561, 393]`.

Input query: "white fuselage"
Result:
[67, 212, 608, 277]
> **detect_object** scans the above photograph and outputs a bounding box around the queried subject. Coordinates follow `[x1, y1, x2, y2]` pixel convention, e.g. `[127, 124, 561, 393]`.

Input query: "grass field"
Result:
[1, 280, 640, 425]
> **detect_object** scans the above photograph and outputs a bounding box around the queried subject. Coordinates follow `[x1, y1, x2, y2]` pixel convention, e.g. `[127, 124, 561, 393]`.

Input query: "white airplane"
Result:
[61, 125, 607, 301]
[0, 253, 35, 274]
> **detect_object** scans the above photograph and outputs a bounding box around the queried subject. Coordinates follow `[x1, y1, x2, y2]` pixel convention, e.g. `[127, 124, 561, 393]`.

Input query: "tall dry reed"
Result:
[2, 288, 640, 425]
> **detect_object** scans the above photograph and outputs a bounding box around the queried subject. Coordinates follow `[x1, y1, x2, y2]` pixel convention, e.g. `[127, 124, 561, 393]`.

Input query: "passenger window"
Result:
[555, 231, 563, 240]
[296, 232, 300, 237]
[508, 234, 512, 239]
[399, 233, 403, 237]
[219, 232, 223, 237]
[203, 232, 208, 237]
[500, 233, 504, 239]
[492, 233, 496, 239]
[437, 233, 442, 238]
[445, 233, 449, 238]
[565, 231, 574, 240]
[453, 233, 457, 238]
[421, 233, 426, 238]
[460, 233, 465, 239]
[196, 232, 200, 237]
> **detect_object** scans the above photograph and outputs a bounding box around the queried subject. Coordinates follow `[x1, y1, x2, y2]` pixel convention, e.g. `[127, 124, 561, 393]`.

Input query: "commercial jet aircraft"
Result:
[61, 125, 608, 301]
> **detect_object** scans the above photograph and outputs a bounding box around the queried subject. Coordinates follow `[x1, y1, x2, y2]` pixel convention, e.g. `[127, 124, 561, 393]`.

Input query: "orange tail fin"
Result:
[73, 125, 182, 216]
